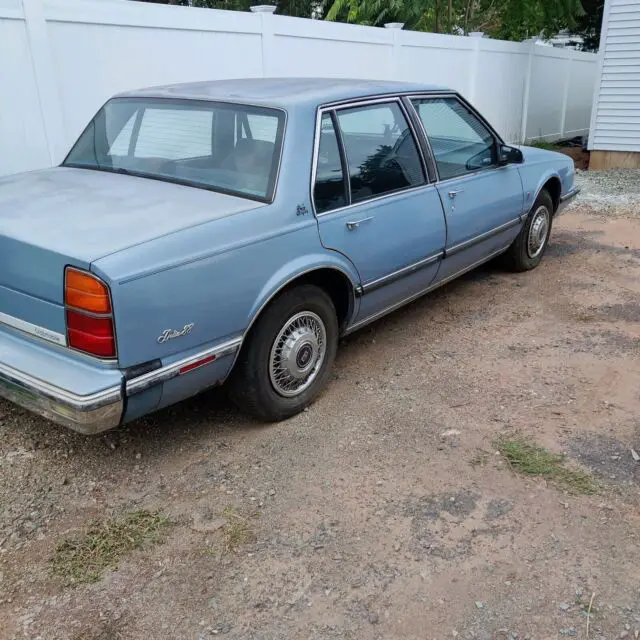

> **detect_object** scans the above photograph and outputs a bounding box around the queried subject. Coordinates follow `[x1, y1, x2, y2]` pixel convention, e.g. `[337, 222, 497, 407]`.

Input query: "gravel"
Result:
[572, 169, 640, 216]
[1, 171, 640, 638]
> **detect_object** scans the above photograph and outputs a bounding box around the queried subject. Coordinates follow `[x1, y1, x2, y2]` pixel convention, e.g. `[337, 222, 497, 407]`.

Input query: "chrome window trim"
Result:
[314, 183, 436, 218]
[446, 217, 522, 257]
[126, 336, 243, 396]
[361, 251, 443, 294]
[63, 97, 288, 205]
[400, 96, 438, 183]
[310, 95, 431, 218]
[407, 93, 508, 185]
[345, 244, 511, 334]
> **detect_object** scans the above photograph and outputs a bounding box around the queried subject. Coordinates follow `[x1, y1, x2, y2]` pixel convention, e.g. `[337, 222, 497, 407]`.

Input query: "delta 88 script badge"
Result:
[157, 323, 195, 344]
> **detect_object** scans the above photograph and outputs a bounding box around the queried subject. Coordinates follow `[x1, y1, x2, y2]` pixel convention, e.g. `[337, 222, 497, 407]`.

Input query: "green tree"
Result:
[326, 0, 584, 40]
[568, 0, 604, 51]
[136, 0, 329, 18]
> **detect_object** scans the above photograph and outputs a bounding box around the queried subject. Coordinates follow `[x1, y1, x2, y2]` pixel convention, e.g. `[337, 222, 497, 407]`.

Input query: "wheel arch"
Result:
[245, 259, 360, 339]
[533, 175, 562, 214]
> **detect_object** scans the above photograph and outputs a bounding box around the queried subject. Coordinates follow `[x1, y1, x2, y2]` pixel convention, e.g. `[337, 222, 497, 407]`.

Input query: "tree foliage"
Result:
[568, 0, 604, 51]
[326, 0, 585, 40]
[137, 0, 329, 18]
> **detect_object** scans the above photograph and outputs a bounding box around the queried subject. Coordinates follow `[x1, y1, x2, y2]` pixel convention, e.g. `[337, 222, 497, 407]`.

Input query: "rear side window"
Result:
[314, 114, 347, 214]
[335, 102, 425, 204]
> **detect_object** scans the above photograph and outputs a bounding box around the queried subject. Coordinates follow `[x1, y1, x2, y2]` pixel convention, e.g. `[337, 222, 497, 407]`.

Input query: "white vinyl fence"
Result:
[1, 0, 599, 178]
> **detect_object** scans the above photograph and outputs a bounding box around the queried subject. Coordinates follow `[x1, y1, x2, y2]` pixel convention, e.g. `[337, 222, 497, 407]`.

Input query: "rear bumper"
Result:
[0, 328, 123, 435]
[556, 186, 581, 215]
[0, 363, 122, 434]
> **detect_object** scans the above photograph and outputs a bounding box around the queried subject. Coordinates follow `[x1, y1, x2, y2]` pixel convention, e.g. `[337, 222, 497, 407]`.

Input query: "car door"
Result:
[410, 96, 525, 281]
[312, 99, 447, 325]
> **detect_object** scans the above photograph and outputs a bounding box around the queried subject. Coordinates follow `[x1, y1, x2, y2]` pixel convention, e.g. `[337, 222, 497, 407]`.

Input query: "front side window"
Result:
[64, 98, 285, 202]
[412, 98, 497, 181]
[335, 102, 425, 204]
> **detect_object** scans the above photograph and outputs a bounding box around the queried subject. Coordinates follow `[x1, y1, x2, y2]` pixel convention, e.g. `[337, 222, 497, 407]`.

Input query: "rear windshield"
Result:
[63, 98, 286, 202]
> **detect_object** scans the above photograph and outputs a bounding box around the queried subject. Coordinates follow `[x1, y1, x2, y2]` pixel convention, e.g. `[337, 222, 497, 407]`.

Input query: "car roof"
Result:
[117, 77, 451, 109]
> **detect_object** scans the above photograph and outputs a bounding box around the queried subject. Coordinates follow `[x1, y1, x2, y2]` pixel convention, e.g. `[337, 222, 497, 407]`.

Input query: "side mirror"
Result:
[498, 145, 524, 166]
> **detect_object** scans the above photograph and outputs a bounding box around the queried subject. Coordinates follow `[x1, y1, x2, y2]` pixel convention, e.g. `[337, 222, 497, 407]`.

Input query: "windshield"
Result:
[63, 98, 286, 202]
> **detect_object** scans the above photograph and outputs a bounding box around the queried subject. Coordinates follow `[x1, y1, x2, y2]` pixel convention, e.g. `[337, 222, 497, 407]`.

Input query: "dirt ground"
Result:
[2, 171, 640, 640]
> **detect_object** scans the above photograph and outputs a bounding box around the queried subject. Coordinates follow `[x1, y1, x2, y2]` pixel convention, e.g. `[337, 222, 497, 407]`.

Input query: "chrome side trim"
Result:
[344, 244, 510, 334]
[0, 361, 122, 435]
[556, 186, 581, 216]
[446, 218, 522, 257]
[0, 311, 67, 347]
[361, 251, 443, 294]
[126, 337, 243, 396]
[560, 186, 581, 203]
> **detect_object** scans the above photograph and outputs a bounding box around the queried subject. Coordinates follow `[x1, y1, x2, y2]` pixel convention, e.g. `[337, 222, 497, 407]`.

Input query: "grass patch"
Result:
[470, 450, 490, 468]
[51, 509, 169, 585]
[496, 437, 599, 495]
[528, 139, 561, 151]
[204, 506, 259, 558]
[220, 506, 258, 553]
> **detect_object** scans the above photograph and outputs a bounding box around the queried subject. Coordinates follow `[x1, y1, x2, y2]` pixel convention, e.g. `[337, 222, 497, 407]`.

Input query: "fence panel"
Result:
[0, 0, 599, 177]
[0, 0, 51, 175]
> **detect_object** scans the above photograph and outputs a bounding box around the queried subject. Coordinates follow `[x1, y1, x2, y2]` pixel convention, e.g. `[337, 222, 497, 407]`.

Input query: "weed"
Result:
[51, 509, 169, 585]
[470, 450, 490, 468]
[496, 437, 599, 495]
[220, 506, 258, 553]
[528, 139, 561, 151]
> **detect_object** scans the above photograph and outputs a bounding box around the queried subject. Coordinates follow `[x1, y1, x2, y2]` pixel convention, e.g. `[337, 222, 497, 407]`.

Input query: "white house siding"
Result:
[589, 0, 640, 153]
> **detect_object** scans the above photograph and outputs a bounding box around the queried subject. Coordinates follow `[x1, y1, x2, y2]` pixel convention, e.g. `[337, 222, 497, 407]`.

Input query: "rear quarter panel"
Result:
[91, 104, 360, 371]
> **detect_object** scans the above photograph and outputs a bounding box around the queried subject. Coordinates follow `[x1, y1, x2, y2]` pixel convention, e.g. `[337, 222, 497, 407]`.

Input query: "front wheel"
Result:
[229, 285, 338, 422]
[502, 189, 553, 272]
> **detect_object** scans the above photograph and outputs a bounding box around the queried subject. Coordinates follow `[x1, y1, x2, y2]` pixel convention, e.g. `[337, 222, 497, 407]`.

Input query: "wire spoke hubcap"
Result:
[527, 205, 550, 259]
[269, 311, 327, 398]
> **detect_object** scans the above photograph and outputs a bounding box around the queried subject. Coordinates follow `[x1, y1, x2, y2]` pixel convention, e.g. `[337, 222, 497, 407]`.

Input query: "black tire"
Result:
[229, 285, 338, 422]
[502, 189, 554, 272]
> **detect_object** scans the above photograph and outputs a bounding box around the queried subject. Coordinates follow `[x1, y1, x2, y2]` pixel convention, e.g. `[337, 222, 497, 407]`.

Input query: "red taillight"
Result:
[64, 268, 116, 359]
[66, 310, 116, 357]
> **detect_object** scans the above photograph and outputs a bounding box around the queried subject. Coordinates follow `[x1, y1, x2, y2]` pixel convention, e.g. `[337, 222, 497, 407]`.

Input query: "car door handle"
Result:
[346, 217, 374, 230]
[448, 189, 465, 198]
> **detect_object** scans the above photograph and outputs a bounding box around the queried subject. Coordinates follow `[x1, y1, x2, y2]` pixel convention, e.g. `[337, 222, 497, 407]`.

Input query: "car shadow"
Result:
[2, 243, 572, 460]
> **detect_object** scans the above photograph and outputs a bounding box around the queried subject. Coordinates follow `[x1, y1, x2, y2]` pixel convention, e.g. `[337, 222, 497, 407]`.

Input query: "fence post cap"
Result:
[384, 22, 404, 29]
[250, 5, 277, 13]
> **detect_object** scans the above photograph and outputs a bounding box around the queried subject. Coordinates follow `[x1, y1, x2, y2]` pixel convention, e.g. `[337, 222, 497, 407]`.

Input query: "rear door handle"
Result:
[448, 189, 465, 198]
[346, 216, 374, 230]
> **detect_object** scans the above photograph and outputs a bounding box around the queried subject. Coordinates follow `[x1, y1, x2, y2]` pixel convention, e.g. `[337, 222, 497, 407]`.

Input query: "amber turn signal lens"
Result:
[65, 268, 111, 314]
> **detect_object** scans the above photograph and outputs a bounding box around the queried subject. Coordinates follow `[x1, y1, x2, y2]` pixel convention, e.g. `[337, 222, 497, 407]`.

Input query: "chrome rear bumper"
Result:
[0, 362, 123, 435]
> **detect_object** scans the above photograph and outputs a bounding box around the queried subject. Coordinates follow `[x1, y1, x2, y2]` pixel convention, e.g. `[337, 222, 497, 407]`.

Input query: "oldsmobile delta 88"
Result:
[0, 78, 579, 434]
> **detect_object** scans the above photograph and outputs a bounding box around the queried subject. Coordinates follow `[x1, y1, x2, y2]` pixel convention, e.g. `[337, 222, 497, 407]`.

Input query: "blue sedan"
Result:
[0, 78, 580, 434]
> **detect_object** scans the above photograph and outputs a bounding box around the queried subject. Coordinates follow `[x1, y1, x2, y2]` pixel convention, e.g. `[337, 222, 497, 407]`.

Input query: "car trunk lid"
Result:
[0, 166, 264, 345]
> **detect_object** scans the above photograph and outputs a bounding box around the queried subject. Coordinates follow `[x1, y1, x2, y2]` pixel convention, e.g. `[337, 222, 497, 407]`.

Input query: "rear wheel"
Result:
[503, 189, 553, 272]
[229, 285, 338, 421]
